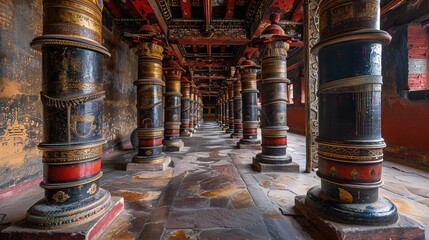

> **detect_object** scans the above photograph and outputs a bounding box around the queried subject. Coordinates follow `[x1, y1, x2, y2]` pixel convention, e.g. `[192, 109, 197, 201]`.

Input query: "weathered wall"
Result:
[382, 23, 429, 167]
[0, 0, 43, 191]
[0, 1, 137, 192]
[287, 58, 305, 134]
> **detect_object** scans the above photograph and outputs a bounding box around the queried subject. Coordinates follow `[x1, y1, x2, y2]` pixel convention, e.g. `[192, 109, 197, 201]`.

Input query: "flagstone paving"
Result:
[1, 121, 428, 239]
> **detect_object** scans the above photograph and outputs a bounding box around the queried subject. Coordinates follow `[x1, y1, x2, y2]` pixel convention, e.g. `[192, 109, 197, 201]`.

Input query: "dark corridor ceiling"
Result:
[103, 0, 304, 96]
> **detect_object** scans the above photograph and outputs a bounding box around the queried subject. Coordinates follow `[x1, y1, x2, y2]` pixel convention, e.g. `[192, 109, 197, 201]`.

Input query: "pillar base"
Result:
[301, 186, 399, 225]
[230, 132, 243, 139]
[226, 129, 234, 133]
[163, 140, 184, 152]
[252, 156, 299, 173]
[127, 156, 171, 171]
[236, 142, 261, 149]
[294, 195, 425, 240]
[180, 132, 192, 138]
[0, 197, 124, 240]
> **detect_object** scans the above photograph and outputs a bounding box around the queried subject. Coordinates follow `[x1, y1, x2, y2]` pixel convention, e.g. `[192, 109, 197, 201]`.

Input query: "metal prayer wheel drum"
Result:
[227, 85, 234, 133]
[32, 0, 109, 56]
[231, 75, 243, 138]
[133, 42, 166, 162]
[163, 60, 184, 150]
[239, 61, 260, 144]
[305, 0, 398, 225]
[256, 40, 291, 164]
[319, 0, 380, 41]
[180, 77, 192, 137]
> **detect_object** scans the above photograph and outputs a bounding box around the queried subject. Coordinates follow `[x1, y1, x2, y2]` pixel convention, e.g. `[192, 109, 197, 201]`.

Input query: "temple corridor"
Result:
[1, 121, 428, 239]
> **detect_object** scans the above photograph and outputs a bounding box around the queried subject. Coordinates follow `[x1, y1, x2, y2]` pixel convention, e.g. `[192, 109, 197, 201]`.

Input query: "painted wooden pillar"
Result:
[226, 85, 234, 133]
[252, 14, 297, 172]
[180, 76, 192, 137]
[27, 0, 113, 229]
[163, 59, 184, 151]
[197, 94, 203, 126]
[238, 59, 261, 146]
[194, 90, 199, 129]
[189, 83, 195, 133]
[304, 0, 398, 225]
[130, 42, 170, 169]
[222, 89, 228, 130]
[216, 97, 221, 125]
[231, 73, 243, 138]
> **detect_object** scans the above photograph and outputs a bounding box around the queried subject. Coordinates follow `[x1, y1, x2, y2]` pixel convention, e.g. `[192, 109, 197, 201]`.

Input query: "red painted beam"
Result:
[291, 0, 303, 22]
[104, 0, 122, 18]
[181, 0, 191, 18]
[226, 0, 235, 19]
[128, 0, 154, 21]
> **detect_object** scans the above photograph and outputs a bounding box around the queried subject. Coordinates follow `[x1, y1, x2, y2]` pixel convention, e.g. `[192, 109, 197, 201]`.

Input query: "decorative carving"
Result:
[52, 191, 70, 203]
[87, 183, 97, 195]
[304, 0, 320, 172]
[168, 28, 247, 41]
[40, 91, 105, 108]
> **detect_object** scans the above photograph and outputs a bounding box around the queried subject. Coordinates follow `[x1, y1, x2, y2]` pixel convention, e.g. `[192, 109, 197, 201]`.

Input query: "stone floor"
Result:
[0, 122, 428, 239]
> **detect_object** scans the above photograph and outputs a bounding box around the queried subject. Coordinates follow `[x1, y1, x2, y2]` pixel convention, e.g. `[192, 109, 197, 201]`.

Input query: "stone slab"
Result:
[163, 141, 185, 152]
[237, 142, 261, 149]
[0, 196, 124, 240]
[126, 157, 171, 172]
[294, 195, 426, 240]
[252, 158, 300, 173]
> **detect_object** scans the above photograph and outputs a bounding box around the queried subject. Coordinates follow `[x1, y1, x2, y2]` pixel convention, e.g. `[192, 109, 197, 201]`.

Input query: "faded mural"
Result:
[0, 1, 137, 190]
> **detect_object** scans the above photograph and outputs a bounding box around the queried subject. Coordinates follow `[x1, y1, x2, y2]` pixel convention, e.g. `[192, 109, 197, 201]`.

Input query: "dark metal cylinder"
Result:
[132, 42, 166, 163]
[189, 84, 195, 132]
[255, 41, 292, 164]
[163, 60, 184, 150]
[239, 63, 260, 144]
[180, 77, 192, 137]
[223, 89, 229, 131]
[226, 86, 234, 133]
[305, 0, 398, 225]
[231, 76, 243, 138]
[27, 0, 111, 229]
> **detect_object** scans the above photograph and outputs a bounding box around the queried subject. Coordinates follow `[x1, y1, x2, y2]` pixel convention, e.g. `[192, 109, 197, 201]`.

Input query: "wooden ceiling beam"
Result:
[203, 0, 212, 32]
[181, 0, 192, 18]
[291, 0, 303, 22]
[226, 0, 235, 19]
[104, 0, 122, 18]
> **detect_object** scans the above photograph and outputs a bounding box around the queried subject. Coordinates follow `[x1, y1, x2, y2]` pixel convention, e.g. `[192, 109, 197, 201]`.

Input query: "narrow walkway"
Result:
[1, 122, 428, 239]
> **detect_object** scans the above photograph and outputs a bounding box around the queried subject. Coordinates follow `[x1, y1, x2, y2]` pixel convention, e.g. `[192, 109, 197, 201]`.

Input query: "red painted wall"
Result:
[287, 106, 305, 134]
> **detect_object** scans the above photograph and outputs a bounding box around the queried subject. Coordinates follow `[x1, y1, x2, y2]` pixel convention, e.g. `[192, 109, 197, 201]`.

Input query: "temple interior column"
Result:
[237, 58, 261, 148]
[252, 13, 298, 173]
[127, 41, 170, 171]
[222, 89, 228, 131]
[163, 59, 184, 151]
[189, 83, 195, 133]
[180, 76, 192, 138]
[23, 0, 122, 233]
[226, 84, 234, 133]
[231, 72, 243, 138]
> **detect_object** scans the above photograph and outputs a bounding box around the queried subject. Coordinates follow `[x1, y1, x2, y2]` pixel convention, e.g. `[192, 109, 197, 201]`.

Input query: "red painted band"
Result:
[244, 128, 257, 133]
[45, 159, 101, 183]
[165, 129, 180, 134]
[262, 137, 287, 145]
[318, 157, 382, 183]
[139, 137, 163, 147]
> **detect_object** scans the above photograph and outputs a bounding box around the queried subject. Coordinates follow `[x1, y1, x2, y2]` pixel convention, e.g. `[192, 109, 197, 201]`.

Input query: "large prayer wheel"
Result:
[304, 0, 397, 225]
[27, 0, 112, 229]
[231, 74, 243, 138]
[180, 76, 192, 137]
[222, 88, 229, 131]
[163, 59, 184, 151]
[253, 13, 292, 166]
[239, 59, 261, 145]
[132, 42, 168, 165]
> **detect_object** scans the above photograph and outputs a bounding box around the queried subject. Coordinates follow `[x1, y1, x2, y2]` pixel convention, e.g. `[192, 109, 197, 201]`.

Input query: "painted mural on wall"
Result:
[0, 0, 43, 189]
[101, 15, 137, 150]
